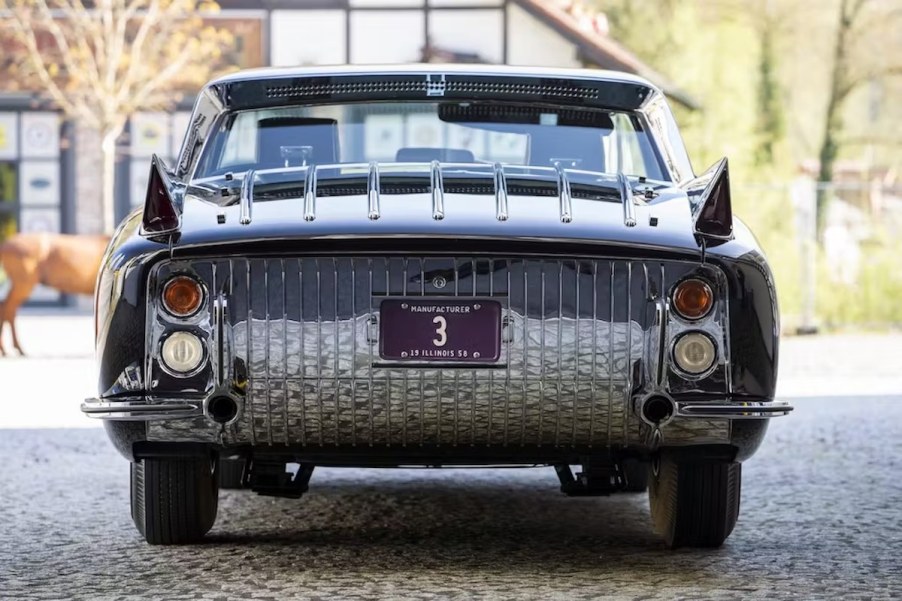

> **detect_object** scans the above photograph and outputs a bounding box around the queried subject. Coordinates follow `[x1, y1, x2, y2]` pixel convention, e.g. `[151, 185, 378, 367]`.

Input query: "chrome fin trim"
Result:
[303, 165, 317, 222]
[239, 169, 255, 225]
[493, 162, 508, 221]
[430, 160, 445, 220]
[554, 162, 573, 224]
[618, 172, 637, 227]
[367, 161, 381, 220]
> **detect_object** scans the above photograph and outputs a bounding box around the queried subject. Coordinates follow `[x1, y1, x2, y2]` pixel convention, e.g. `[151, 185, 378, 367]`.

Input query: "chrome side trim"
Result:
[81, 398, 203, 421]
[493, 162, 508, 221]
[618, 172, 636, 227]
[367, 161, 381, 220]
[554, 163, 572, 223]
[677, 401, 793, 419]
[303, 165, 317, 222]
[430, 160, 445, 220]
[239, 169, 255, 225]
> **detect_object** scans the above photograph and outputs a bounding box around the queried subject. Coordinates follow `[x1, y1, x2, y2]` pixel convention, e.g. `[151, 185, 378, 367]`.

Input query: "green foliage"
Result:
[816, 238, 902, 327]
[754, 28, 786, 166]
[597, 0, 901, 327]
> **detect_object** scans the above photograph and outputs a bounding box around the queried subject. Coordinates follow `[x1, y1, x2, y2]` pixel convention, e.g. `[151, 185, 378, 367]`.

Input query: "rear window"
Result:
[194, 101, 668, 181]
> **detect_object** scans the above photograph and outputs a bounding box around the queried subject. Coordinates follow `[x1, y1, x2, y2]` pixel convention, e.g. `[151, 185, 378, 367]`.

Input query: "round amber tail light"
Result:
[162, 276, 204, 317]
[672, 278, 714, 320]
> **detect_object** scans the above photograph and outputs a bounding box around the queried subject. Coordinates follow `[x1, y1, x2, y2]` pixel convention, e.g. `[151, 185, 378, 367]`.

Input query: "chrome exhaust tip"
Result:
[637, 394, 676, 427]
[205, 395, 240, 424]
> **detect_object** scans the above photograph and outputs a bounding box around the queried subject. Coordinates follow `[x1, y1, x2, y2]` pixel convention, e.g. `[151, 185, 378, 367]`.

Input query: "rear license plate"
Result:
[379, 299, 502, 363]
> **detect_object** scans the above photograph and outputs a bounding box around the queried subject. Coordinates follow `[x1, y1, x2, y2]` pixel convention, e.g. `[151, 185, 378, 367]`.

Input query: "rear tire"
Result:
[648, 454, 741, 548]
[130, 456, 219, 545]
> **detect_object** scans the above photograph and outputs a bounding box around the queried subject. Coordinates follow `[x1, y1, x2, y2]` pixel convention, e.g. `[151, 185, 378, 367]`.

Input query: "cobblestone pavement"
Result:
[1, 396, 900, 600]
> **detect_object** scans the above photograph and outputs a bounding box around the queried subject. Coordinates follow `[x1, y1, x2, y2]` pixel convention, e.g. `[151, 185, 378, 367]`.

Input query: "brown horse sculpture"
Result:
[0, 233, 110, 355]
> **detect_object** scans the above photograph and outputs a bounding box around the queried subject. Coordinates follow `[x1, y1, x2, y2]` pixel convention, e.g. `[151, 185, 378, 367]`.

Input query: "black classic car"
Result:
[84, 65, 792, 548]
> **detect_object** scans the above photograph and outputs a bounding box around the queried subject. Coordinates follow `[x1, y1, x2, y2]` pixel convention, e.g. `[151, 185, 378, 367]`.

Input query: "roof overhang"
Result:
[211, 65, 663, 113]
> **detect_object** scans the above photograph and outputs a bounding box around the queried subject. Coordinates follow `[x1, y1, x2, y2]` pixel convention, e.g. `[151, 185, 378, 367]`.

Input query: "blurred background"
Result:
[0, 0, 900, 331]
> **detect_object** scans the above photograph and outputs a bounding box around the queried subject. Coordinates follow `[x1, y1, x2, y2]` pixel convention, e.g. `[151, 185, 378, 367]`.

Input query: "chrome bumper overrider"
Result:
[676, 401, 793, 419]
[81, 397, 203, 420]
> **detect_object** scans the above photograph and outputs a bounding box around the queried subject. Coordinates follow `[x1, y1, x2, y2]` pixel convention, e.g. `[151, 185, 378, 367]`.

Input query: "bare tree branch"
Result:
[0, 0, 234, 233]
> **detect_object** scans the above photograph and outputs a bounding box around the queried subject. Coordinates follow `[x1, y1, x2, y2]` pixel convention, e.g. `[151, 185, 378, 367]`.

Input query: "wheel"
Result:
[130, 456, 219, 545]
[219, 456, 247, 489]
[619, 459, 649, 492]
[648, 454, 741, 548]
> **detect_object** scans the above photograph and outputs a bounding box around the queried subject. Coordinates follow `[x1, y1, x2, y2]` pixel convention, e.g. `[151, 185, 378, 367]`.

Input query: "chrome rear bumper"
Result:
[82, 397, 792, 422]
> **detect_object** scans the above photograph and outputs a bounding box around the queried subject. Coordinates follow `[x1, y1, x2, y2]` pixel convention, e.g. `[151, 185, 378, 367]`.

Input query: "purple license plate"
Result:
[380, 299, 502, 363]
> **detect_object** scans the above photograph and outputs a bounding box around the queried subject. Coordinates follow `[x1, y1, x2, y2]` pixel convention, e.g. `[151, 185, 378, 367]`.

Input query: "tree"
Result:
[747, 0, 788, 167]
[815, 0, 901, 238]
[0, 0, 233, 234]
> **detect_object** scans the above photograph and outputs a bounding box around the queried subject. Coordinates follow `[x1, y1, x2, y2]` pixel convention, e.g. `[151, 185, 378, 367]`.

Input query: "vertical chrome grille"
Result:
[152, 255, 725, 447]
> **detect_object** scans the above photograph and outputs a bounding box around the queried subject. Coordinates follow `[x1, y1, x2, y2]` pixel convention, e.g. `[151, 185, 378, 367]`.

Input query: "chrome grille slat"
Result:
[625, 262, 633, 447]
[368, 259, 376, 445]
[487, 258, 494, 444]
[265, 259, 272, 445]
[316, 265, 323, 445]
[246, 259, 256, 445]
[555, 262, 563, 446]
[572, 260, 579, 445]
[418, 258, 426, 445]
[281, 259, 289, 446]
[350, 259, 357, 446]
[504, 260, 512, 446]
[332, 258, 340, 445]
[191, 255, 723, 448]
[538, 262, 545, 444]
[298, 258, 306, 446]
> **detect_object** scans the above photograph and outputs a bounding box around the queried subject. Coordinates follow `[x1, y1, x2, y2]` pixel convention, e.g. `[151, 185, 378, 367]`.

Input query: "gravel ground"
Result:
[1, 396, 901, 600]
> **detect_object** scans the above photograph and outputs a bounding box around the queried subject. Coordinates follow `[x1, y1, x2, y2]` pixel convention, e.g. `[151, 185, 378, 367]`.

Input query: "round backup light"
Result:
[160, 331, 205, 375]
[672, 279, 714, 320]
[162, 276, 204, 317]
[672, 332, 717, 375]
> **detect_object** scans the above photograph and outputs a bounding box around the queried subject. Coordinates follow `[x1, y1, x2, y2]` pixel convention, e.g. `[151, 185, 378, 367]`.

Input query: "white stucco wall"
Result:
[506, 3, 581, 68]
[271, 10, 348, 66]
[427, 9, 504, 63]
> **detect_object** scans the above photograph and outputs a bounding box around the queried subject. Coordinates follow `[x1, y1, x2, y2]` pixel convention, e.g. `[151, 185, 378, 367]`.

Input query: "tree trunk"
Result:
[754, 25, 784, 166]
[815, 0, 855, 241]
[100, 128, 121, 235]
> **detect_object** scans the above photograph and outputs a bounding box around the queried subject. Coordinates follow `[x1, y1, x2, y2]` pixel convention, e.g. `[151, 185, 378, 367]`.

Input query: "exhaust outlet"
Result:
[206, 395, 239, 424]
[638, 395, 676, 427]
